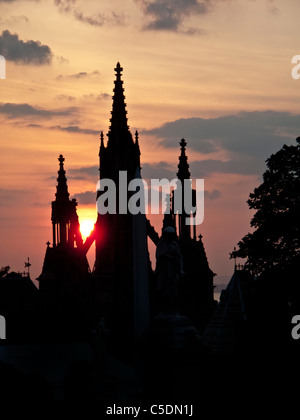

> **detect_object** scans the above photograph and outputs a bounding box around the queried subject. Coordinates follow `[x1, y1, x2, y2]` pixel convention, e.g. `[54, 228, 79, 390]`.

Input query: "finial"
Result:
[100, 131, 104, 147]
[180, 138, 187, 149]
[135, 130, 139, 144]
[24, 257, 31, 277]
[115, 62, 123, 76]
[46, 241, 50, 248]
[58, 154, 65, 165]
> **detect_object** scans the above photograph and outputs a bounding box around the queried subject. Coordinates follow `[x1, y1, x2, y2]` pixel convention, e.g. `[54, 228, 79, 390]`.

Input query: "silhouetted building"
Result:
[38, 155, 92, 340]
[162, 139, 217, 330]
[92, 63, 149, 357]
[202, 267, 254, 354]
[38, 63, 215, 348]
[1, 61, 287, 401]
[0, 271, 38, 342]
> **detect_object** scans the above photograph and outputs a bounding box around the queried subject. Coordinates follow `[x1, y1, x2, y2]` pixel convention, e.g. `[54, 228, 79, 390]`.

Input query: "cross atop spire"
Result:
[108, 62, 129, 137]
[58, 154, 65, 166]
[115, 61, 123, 75]
[177, 138, 191, 181]
[55, 154, 70, 202]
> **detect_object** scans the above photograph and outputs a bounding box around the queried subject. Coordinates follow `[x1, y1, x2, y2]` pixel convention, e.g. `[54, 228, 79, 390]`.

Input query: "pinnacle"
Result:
[55, 154, 70, 202]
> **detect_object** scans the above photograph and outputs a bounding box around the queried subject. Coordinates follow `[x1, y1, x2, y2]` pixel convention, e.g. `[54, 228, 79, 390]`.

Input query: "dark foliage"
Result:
[232, 137, 300, 276]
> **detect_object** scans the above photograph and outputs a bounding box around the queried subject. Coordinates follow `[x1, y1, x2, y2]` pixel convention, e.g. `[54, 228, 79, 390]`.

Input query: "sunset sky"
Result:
[1, 0, 300, 284]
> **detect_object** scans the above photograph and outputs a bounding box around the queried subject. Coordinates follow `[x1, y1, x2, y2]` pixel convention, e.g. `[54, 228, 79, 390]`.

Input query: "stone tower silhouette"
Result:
[93, 63, 144, 356]
[173, 140, 217, 330]
[38, 155, 91, 339]
[51, 154, 83, 249]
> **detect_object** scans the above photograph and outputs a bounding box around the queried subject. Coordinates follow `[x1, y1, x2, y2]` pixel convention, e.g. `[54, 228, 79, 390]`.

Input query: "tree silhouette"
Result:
[0, 266, 10, 278]
[232, 137, 300, 276]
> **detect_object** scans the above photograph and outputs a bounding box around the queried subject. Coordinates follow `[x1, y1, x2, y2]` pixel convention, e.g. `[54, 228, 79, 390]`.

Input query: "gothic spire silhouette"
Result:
[99, 62, 140, 181]
[94, 63, 144, 356]
[51, 155, 82, 248]
[135, 130, 139, 145]
[108, 62, 131, 144]
[100, 131, 104, 148]
[177, 138, 191, 181]
[176, 139, 192, 240]
[55, 154, 70, 202]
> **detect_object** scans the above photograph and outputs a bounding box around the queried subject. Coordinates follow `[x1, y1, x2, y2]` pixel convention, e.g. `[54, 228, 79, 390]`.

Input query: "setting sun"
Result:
[80, 219, 95, 238]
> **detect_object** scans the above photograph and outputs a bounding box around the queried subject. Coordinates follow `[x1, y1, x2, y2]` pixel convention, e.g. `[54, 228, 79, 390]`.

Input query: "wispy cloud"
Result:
[55, 92, 110, 102]
[71, 190, 96, 205]
[189, 157, 264, 177]
[81, 93, 110, 101]
[249, 0, 280, 15]
[51, 125, 99, 135]
[267, 0, 280, 14]
[54, 0, 125, 27]
[205, 189, 221, 200]
[0, 188, 25, 206]
[55, 94, 76, 102]
[0, 15, 29, 25]
[68, 166, 98, 181]
[144, 111, 300, 157]
[55, 55, 69, 64]
[56, 70, 100, 80]
[0, 0, 38, 2]
[0, 103, 76, 118]
[143, 110, 300, 177]
[27, 123, 99, 135]
[141, 161, 176, 180]
[136, 0, 211, 34]
[0, 30, 53, 65]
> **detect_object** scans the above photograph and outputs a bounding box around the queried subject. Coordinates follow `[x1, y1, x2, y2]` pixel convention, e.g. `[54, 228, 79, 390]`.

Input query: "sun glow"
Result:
[80, 219, 95, 238]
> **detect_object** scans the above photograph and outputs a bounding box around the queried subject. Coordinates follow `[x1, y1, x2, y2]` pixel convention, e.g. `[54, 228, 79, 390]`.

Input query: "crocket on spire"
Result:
[108, 62, 130, 139]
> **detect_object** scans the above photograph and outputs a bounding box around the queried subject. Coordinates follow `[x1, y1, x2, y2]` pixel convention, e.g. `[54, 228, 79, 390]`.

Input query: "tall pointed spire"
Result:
[99, 62, 139, 182]
[177, 138, 191, 181]
[108, 62, 130, 138]
[99, 131, 105, 157]
[55, 154, 70, 202]
[51, 155, 82, 248]
[100, 131, 104, 148]
[176, 139, 192, 240]
[135, 130, 139, 145]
